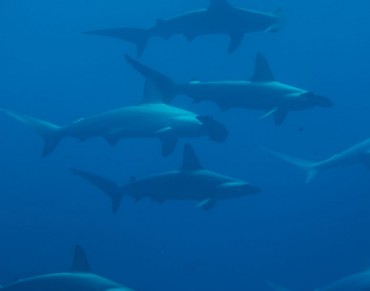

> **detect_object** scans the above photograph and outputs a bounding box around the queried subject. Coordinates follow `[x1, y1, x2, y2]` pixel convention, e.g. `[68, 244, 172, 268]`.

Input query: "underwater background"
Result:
[1, 0, 370, 290]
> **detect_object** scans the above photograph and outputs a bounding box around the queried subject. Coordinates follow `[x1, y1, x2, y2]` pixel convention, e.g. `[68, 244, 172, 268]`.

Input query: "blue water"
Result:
[1, 0, 370, 290]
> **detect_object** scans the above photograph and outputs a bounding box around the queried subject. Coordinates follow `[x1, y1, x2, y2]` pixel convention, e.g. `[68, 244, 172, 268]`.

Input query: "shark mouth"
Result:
[197, 116, 228, 143]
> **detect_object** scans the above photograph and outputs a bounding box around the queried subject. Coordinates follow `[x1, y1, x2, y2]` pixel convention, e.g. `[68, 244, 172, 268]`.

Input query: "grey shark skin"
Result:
[265, 138, 370, 183]
[71, 143, 261, 213]
[85, 0, 285, 56]
[0, 245, 133, 291]
[124, 53, 333, 125]
[268, 269, 370, 291]
[0, 81, 227, 157]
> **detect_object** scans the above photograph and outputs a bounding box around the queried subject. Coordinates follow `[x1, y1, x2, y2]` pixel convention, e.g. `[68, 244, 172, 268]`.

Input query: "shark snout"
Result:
[197, 115, 228, 143]
[302, 92, 333, 108]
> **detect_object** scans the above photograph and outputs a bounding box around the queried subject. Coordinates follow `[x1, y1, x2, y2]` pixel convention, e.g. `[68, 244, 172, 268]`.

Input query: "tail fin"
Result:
[124, 54, 176, 103]
[263, 148, 319, 183]
[1, 108, 62, 157]
[70, 168, 122, 214]
[84, 27, 149, 57]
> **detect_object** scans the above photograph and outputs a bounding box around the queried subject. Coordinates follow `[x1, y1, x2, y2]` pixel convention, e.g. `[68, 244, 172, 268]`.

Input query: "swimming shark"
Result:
[268, 268, 370, 290]
[265, 138, 370, 183]
[0, 245, 134, 291]
[70, 143, 261, 213]
[85, 0, 285, 56]
[124, 53, 333, 125]
[0, 81, 227, 157]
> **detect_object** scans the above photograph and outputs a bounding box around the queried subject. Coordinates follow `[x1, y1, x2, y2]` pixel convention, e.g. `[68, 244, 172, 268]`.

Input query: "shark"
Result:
[268, 268, 370, 291]
[265, 138, 370, 183]
[70, 143, 261, 213]
[85, 0, 285, 56]
[0, 81, 227, 157]
[124, 53, 333, 125]
[0, 245, 134, 291]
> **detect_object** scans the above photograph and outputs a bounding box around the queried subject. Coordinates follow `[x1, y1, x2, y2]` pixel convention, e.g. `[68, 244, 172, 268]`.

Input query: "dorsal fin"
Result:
[141, 79, 164, 104]
[208, 0, 232, 11]
[251, 53, 275, 82]
[181, 143, 203, 171]
[70, 245, 92, 273]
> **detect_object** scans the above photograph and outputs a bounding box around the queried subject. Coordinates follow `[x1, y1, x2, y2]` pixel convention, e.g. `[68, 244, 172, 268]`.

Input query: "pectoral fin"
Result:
[259, 108, 278, 119]
[274, 108, 289, 125]
[228, 33, 244, 54]
[195, 199, 217, 211]
[159, 135, 178, 157]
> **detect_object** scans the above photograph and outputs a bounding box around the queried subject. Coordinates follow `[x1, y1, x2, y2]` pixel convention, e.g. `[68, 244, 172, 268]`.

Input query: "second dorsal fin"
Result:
[181, 143, 203, 171]
[251, 53, 275, 82]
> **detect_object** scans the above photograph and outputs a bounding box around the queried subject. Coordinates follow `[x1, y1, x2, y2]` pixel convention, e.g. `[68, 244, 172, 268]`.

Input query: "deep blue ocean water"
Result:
[1, 0, 370, 290]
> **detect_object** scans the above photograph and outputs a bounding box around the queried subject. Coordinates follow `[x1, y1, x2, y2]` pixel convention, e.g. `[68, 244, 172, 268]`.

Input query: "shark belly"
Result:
[64, 104, 198, 140]
[183, 82, 294, 111]
[126, 171, 229, 202]
[2, 273, 121, 291]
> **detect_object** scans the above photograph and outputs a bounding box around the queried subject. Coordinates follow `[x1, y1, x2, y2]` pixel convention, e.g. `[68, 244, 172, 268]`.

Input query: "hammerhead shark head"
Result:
[71, 143, 261, 213]
[124, 53, 333, 125]
[0, 245, 134, 291]
[268, 268, 370, 290]
[0, 81, 227, 157]
[265, 137, 370, 183]
[85, 0, 285, 56]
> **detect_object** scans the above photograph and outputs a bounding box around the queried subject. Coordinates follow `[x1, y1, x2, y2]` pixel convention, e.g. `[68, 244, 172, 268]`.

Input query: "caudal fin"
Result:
[263, 148, 319, 183]
[70, 168, 122, 214]
[84, 27, 149, 57]
[124, 54, 176, 103]
[1, 108, 62, 157]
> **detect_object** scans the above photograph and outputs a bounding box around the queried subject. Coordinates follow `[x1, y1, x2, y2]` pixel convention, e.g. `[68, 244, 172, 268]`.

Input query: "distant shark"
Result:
[268, 268, 370, 290]
[71, 143, 261, 213]
[124, 53, 333, 125]
[0, 81, 227, 157]
[265, 138, 370, 183]
[0, 245, 134, 291]
[85, 0, 285, 56]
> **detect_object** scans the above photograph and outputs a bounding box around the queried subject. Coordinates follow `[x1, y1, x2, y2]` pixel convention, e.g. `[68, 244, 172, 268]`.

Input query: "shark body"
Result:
[266, 138, 370, 183]
[125, 53, 333, 125]
[0, 245, 133, 291]
[85, 0, 285, 56]
[268, 269, 370, 291]
[0, 81, 227, 157]
[71, 143, 261, 213]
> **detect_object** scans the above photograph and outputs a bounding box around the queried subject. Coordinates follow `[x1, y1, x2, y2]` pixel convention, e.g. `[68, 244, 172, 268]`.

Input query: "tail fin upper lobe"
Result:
[1, 108, 62, 157]
[263, 148, 319, 183]
[70, 168, 122, 214]
[124, 55, 177, 104]
[84, 27, 149, 57]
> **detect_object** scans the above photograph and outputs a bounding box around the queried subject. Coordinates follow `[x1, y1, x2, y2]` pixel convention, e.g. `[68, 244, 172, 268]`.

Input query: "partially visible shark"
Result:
[265, 138, 370, 183]
[71, 143, 261, 213]
[268, 268, 370, 291]
[85, 0, 285, 56]
[0, 81, 227, 157]
[124, 53, 333, 125]
[0, 245, 134, 291]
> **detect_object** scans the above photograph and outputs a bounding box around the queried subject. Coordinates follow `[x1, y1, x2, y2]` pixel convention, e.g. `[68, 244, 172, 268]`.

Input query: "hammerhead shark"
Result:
[0, 81, 227, 157]
[71, 143, 261, 213]
[268, 267, 370, 290]
[124, 53, 333, 125]
[0, 245, 134, 291]
[85, 0, 285, 56]
[265, 137, 370, 183]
